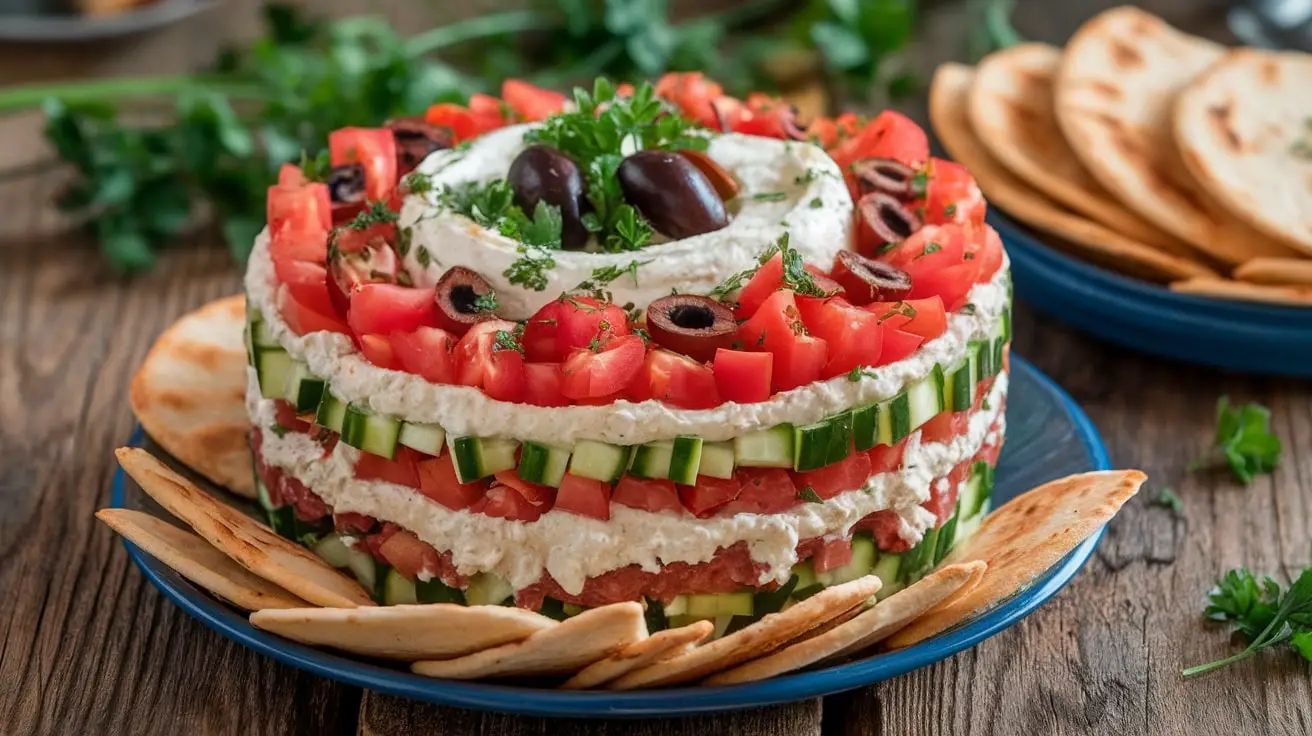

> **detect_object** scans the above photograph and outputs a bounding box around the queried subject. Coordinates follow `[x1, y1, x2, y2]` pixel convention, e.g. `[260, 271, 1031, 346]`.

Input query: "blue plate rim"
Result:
[112, 353, 1111, 718]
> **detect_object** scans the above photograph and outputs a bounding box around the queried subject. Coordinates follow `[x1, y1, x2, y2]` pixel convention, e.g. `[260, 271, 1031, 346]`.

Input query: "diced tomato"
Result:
[926, 463, 970, 525]
[865, 297, 947, 342]
[879, 329, 924, 365]
[795, 297, 884, 378]
[377, 529, 440, 580]
[861, 510, 911, 553]
[362, 522, 400, 561]
[679, 474, 742, 518]
[739, 290, 828, 392]
[713, 349, 772, 404]
[329, 127, 399, 201]
[277, 285, 350, 336]
[277, 163, 307, 187]
[812, 538, 854, 574]
[522, 362, 569, 407]
[967, 224, 1006, 283]
[468, 93, 512, 134]
[720, 468, 797, 515]
[390, 326, 457, 384]
[424, 103, 481, 144]
[272, 257, 335, 318]
[267, 182, 331, 236]
[473, 484, 544, 522]
[809, 112, 864, 149]
[654, 72, 725, 129]
[502, 79, 568, 122]
[355, 446, 421, 488]
[325, 225, 401, 318]
[791, 451, 872, 500]
[920, 410, 970, 446]
[612, 475, 684, 515]
[554, 473, 612, 521]
[556, 297, 631, 356]
[334, 512, 377, 535]
[521, 300, 564, 362]
[346, 283, 438, 338]
[560, 334, 646, 400]
[493, 471, 556, 508]
[358, 333, 399, 369]
[867, 439, 907, 475]
[830, 110, 929, 173]
[270, 228, 328, 264]
[734, 254, 784, 319]
[416, 453, 487, 510]
[272, 400, 310, 434]
[627, 349, 722, 409]
[734, 93, 798, 139]
[885, 223, 987, 311]
[454, 320, 527, 402]
[920, 158, 987, 227]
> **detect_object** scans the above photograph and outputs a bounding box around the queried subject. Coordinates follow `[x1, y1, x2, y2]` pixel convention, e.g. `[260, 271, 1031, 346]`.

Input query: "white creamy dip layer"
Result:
[250, 370, 1009, 595]
[243, 228, 1010, 446]
[396, 124, 856, 319]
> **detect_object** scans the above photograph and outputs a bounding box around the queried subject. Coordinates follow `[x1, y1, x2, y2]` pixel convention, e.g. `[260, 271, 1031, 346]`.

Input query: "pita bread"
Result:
[887, 470, 1146, 649]
[932, 64, 1216, 282]
[116, 447, 374, 608]
[411, 602, 646, 679]
[97, 508, 307, 611]
[559, 619, 714, 689]
[130, 294, 255, 499]
[703, 562, 985, 685]
[1054, 6, 1298, 265]
[969, 43, 1194, 257]
[608, 575, 882, 690]
[1169, 278, 1312, 306]
[1233, 257, 1312, 287]
[1174, 49, 1312, 256]
[250, 603, 556, 660]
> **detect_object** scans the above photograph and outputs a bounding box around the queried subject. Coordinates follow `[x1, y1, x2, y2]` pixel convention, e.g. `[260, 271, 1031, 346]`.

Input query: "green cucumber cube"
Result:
[382, 568, 419, 605]
[518, 441, 571, 487]
[255, 347, 294, 400]
[905, 365, 946, 431]
[398, 422, 446, 456]
[852, 403, 880, 452]
[698, 441, 736, 480]
[668, 436, 703, 485]
[447, 435, 519, 483]
[283, 360, 326, 413]
[341, 403, 401, 459]
[825, 411, 854, 466]
[315, 391, 348, 433]
[734, 425, 794, 468]
[568, 440, 631, 482]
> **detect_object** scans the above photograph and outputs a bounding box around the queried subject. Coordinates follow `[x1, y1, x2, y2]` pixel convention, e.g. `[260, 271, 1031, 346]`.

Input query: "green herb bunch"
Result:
[1184, 568, 1312, 676]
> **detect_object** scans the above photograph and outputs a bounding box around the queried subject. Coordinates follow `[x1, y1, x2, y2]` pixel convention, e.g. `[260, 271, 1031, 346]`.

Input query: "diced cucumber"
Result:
[311, 532, 352, 569]
[935, 511, 960, 564]
[872, 552, 902, 597]
[663, 595, 688, 617]
[905, 365, 946, 430]
[789, 561, 824, 602]
[341, 403, 401, 459]
[283, 360, 327, 413]
[250, 318, 279, 349]
[417, 577, 466, 604]
[315, 391, 348, 433]
[629, 440, 673, 479]
[666, 614, 705, 629]
[877, 579, 905, 600]
[794, 412, 852, 471]
[383, 568, 419, 605]
[753, 575, 801, 617]
[346, 548, 383, 599]
[465, 573, 514, 606]
[447, 436, 519, 483]
[826, 411, 853, 466]
[943, 358, 975, 413]
[267, 505, 296, 538]
[955, 510, 985, 546]
[518, 441, 571, 487]
[966, 461, 995, 518]
[562, 602, 587, 617]
[399, 422, 446, 456]
[568, 440, 631, 482]
[816, 535, 877, 587]
[734, 424, 794, 468]
[698, 441, 736, 480]
[852, 403, 880, 452]
[669, 436, 703, 485]
[255, 347, 294, 400]
[972, 339, 992, 381]
[958, 474, 983, 523]
[902, 526, 940, 581]
[644, 599, 668, 633]
[256, 477, 275, 512]
[711, 615, 735, 639]
[886, 393, 911, 443]
[683, 591, 754, 618]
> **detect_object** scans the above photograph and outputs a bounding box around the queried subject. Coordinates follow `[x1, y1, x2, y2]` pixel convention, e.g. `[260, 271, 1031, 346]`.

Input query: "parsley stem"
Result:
[0, 75, 263, 114]
[1181, 647, 1260, 677]
[404, 11, 556, 56]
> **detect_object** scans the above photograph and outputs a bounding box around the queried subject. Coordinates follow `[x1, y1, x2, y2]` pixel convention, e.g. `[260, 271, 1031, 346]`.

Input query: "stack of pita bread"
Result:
[930, 6, 1312, 307]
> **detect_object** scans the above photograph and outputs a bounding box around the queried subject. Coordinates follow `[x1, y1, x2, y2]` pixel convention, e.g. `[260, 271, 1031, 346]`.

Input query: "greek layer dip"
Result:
[244, 75, 1011, 635]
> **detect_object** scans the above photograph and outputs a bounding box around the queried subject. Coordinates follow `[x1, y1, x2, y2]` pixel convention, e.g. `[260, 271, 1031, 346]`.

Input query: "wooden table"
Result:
[2, 1, 1309, 734]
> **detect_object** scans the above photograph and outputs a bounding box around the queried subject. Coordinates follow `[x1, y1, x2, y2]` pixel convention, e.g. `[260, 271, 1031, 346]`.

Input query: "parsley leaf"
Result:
[573, 259, 650, 302]
[756, 233, 834, 298]
[471, 290, 499, 314]
[493, 328, 524, 355]
[299, 149, 331, 182]
[1188, 397, 1282, 484]
[875, 301, 917, 324]
[438, 179, 516, 229]
[347, 200, 400, 230]
[920, 241, 942, 257]
[798, 487, 824, 504]
[500, 200, 564, 248]
[1151, 487, 1185, 518]
[959, 303, 977, 315]
[269, 423, 289, 438]
[847, 367, 878, 382]
[753, 192, 787, 202]
[1184, 568, 1312, 676]
[809, 197, 823, 209]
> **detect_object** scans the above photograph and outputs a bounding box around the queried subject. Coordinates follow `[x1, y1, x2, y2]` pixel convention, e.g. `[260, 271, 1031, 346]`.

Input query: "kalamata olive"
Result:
[508, 144, 589, 250]
[678, 149, 740, 201]
[618, 151, 729, 240]
[829, 250, 913, 305]
[858, 192, 922, 246]
[645, 294, 737, 363]
[433, 266, 497, 336]
[852, 158, 917, 199]
[327, 229, 400, 317]
[778, 104, 808, 141]
[327, 164, 368, 224]
[386, 117, 453, 175]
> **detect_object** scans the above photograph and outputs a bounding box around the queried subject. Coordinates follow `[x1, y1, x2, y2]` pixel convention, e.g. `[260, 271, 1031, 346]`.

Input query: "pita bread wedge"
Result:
[1234, 257, 1312, 287]
[116, 447, 374, 608]
[1174, 49, 1312, 257]
[559, 619, 714, 690]
[97, 508, 307, 611]
[130, 294, 255, 499]
[1055, 7, 1299, 265]
[1169, 278, 1312, 306]
[250, 603, 556, 660]
[703, 562, 985, 685]
[411, 602, 646, 679]
[887, 470, 1146, 649]
[932, 64, 1216, 282]
[608, 575, 882, 690]
[969, 43, 1193, 257]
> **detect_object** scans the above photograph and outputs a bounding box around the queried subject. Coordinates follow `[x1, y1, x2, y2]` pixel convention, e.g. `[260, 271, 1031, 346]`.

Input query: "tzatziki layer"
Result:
[250, 370, 1009, 595]
[243, 229, 1010, 445]
[397, 124, 856, 319]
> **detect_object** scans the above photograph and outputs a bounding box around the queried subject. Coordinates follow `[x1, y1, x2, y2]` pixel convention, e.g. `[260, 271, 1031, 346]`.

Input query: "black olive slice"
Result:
[328, 164, 367, 204]
[387, 117, 454, 175]
[851, 158, 917, 199]
[830, 250, 913, 305]
[646, 294, 738, 363]
[434, 266, 497, 336]
[858, 192, 923, 246]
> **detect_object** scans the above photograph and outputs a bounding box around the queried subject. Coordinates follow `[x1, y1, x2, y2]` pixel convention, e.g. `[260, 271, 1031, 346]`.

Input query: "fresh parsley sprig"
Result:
[1183, 568, 1312, 676]
[1189, 397, 1282, 484]
[572, 260, 650, 302]
[758, 233, 837, 298]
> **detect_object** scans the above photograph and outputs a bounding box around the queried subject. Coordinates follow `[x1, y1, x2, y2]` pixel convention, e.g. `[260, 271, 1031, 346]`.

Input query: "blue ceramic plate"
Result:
[0, 0, 212, 42]
[993, 211, 1312, 377]
[113, 354, 1109, 718]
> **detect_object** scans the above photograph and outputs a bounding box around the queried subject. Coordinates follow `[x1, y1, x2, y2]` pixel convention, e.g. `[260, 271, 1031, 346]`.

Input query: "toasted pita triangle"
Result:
[130, 294, 255, 498]
[411, 602, 646, 679]
[703, 562, 985, 685]
[116, 447, 374, 608]
[251, 603, 556, 660]
[886, 470, 1146, 648]
[97, 508, 307, 611]
[560, 619, 714, 690]
[1169, 278, 1312, 306]
[608, 575, 882, 690]
[1234, 258, 1312, 288]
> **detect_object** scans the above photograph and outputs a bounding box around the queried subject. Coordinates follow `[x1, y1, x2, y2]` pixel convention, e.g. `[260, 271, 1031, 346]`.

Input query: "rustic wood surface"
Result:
[1, 1, 1308, 735]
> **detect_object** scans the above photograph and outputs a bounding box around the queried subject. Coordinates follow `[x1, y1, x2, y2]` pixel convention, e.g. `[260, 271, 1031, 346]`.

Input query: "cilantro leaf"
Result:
[1189, 397, 1282, 484]
[1184, 568, 1312, 676]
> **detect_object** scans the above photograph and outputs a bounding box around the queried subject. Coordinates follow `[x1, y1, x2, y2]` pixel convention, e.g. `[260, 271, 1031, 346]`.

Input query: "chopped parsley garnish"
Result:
[573, 260, 650, 302]
[757, 233, 835, 298]
[753, 192, 788, 202]
[1290, 118, 1312, 160]
[403, 170, 435, 196]
[395, 226, 413, 257]
[269, 423, 288, 438]
[297, 531, 324, 548]
[493, 328, 524, 355]
[347, 200, 400, 230]
[943, 202, 958, 218]
[1188, 397, 1281, 484]
[504, 244, 557, 291]
[438, 178, 517, 228]
[809, 197, 824, 209]
[632, 326, 650, 345]
[1151, 487, 1185, 518]
[471, 291, 499, 314]
[798, 487, 824, 504]
[910, 168, 929, 199]
[876, 301, 917, 324]
[920, 241, 942, 257]
[415, 245, 431, 268]
[708, 266, 754, 303]
[794, 167, 836, 185]
[1183, 568, 1312, 677]
[299, 149, 331, 183]
[959, 303, 977, 315]
[846, 367, 879, 382]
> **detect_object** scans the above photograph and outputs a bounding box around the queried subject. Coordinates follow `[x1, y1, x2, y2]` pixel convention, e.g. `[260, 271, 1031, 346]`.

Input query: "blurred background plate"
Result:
[994, 210, 1312, 377]
[0, 0, 212, 42]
